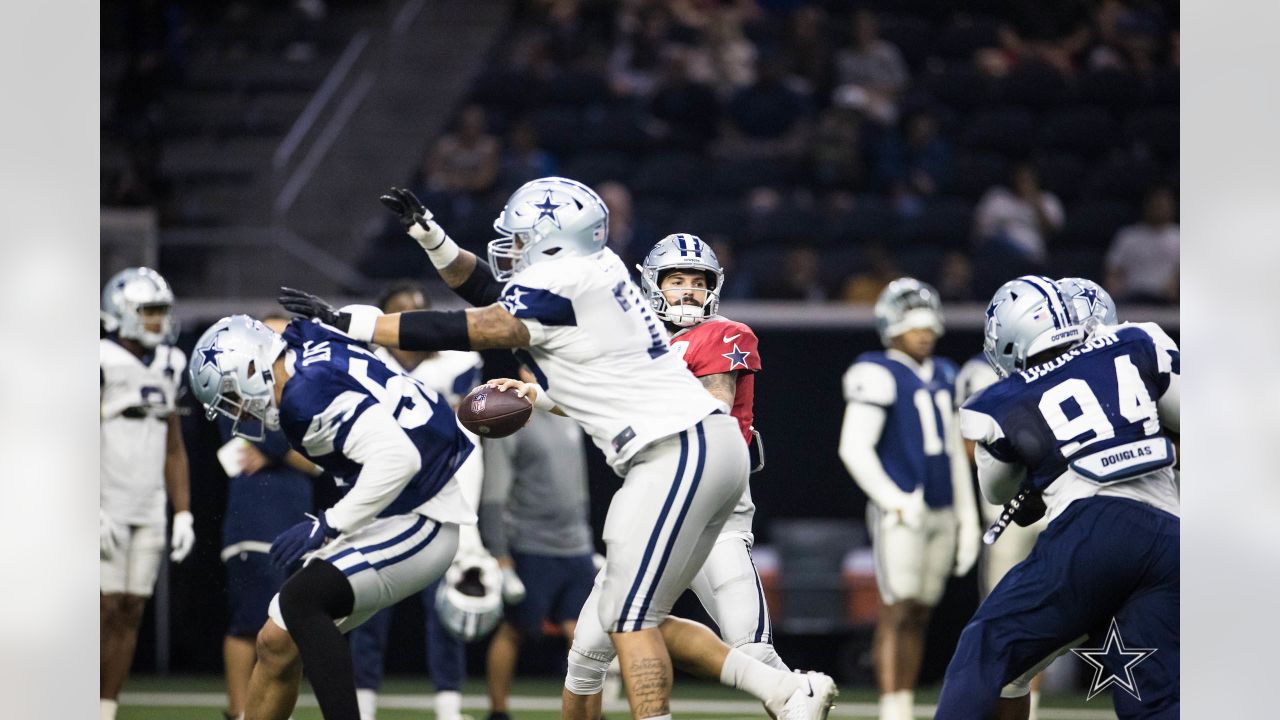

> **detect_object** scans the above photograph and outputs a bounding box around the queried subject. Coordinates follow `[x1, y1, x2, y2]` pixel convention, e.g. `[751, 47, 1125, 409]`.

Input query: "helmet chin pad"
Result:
[664, 302, 706, 327]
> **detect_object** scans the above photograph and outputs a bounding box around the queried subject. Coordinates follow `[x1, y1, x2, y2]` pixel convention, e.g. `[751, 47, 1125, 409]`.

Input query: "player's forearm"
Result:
[446, 254, 507, 307]
[164, 416, 191, 513]
[975, 444, 1025, 506]
[372, 305, 528, 352]
[477, 501, 510, 559]
[284, 449, 323, 477]
[698, 372, 737, 408]
[838, 403, 906, 509]
[327, 411, 422, 533]
[948, 434, 980, 526]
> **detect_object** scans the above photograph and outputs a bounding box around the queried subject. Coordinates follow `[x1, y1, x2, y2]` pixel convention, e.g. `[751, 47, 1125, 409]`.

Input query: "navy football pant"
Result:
[348, 578, 464, 692]
[936, 496, 1179, 719]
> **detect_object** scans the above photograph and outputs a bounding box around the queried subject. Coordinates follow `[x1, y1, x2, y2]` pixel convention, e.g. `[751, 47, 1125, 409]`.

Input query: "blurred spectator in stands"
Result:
[831, 8, 909, 125]
[720, 54, 812, 159]
[500, 118, 557, 190]
[936, 251, 976, 302]
[743, 186, 784, 245]
[1086, 0, 1170, 76]
[875, 107, 950, 208]
[684, 6, 758, 97]
[973, 160, 1064, 267]
[598, 180, 648, 267]
[840, 241, 900, 304]
[758, 246, 827, 301]
[810, 107, 867, 192]
[648, 50, 721, 150]
[781, 4, 834, 101]
[607, 4, 674, 98]
[708, 236, 757, 301]
[423, 104, 500, 198]
[1105, 185, 1179, 303]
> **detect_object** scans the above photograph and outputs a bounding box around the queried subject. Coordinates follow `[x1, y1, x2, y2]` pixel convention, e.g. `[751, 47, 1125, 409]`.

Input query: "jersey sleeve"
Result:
[842, 361, 896, 407]
[500, 264, 578, 346]
[686, 321, 760, 376]
[290, 384, 377, 460]
[1128, 322, 1180, 395]
[958, 402, 1017, 462]
[449, 355, 484, 404]
[955, 358, 999, 407]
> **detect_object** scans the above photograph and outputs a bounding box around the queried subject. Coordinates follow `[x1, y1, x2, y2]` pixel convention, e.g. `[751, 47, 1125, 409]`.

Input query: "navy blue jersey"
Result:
[844, 351, 960, 508]
[960, 323, 1179, 493]
[217, 418, 314, 548]
[277, 319, 473, 518]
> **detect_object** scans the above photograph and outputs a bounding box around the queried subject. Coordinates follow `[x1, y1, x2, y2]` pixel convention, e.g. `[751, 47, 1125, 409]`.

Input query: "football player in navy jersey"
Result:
[838, 278, 981, 720]
[935, 275, 1179, 719]
[190, 314, 476, 720]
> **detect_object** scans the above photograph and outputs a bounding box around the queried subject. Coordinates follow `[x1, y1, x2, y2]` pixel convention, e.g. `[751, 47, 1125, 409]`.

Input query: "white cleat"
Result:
[778, 671, 838, 720]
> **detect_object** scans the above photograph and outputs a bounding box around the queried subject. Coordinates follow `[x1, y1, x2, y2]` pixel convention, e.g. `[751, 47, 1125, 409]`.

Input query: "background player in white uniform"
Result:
[953, 276, 1119, 720]
[837, 279, 980, 720]
[99, 267, 195, 720]
[189, 314, 477, 720]
[350, 281, 489, 720]
[279, 178, 837, 720]
[560, 231, 790, 718]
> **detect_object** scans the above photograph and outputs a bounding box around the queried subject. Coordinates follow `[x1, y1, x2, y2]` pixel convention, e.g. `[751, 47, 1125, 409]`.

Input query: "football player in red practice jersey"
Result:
[636, 233, 789, 670]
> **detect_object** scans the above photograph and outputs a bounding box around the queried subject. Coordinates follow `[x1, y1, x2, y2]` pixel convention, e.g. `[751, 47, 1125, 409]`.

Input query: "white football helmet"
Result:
[1057, 276, 1118, 331]
[488, 176, 609, 280]
[101, 267, 176, 348]
[873, 277, 945, 346]
[189, 315, 287, 441]
[638, 233, 725, 327]
[434, 554, 504, 641]
[982, 275, 1085, 378]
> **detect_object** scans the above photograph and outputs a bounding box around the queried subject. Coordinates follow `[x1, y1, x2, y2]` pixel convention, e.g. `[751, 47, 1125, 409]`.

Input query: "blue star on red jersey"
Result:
[722, 343, 751, 371]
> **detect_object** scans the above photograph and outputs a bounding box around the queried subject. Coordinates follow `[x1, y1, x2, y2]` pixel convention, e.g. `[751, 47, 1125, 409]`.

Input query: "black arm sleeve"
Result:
[453, 259, 505, 307]
[396, 310, 472, 352]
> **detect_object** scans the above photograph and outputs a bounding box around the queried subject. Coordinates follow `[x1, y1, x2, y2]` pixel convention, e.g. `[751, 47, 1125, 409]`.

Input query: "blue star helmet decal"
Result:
[531, 191, 564, 228]
[722, 343, 752, 371]
[1073, 285, 1101, 314]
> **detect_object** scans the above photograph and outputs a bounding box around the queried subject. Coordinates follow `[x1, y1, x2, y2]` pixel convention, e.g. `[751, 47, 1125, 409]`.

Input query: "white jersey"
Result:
[100, 338, 187, 525]
[955, 355, 1000, 407]
[497, 249, 725, 472]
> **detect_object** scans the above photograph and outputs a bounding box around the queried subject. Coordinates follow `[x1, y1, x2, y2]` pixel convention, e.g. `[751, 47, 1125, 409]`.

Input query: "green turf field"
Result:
[117, 676, 1118, 719]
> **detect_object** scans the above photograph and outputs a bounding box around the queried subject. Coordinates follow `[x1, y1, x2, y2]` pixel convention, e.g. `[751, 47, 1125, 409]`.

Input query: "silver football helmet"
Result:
[189, 315, 287, 441]
[488, 176, 609, 280]
[1057, 277, 1118, 331]
[982, 275, 1085, 378]
[434, 554, 504, 641]
[637, 233, 724, 327]
[101, 267, 176, 348]
[874, 277, 945, 346]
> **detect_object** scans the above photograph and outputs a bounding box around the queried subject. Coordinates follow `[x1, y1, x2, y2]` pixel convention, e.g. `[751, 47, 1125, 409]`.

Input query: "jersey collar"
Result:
[886, 348, 934, 382]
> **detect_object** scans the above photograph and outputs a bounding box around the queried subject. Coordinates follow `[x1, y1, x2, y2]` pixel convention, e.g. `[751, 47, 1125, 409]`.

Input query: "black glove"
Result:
[279, 286, 350, 332]
[379, 187, 429, 230]
[1011, 490, 1047, 527]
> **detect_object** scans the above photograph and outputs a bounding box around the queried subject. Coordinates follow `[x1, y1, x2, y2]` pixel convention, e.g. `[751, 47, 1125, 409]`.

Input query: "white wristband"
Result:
[340, 304, 382, 343]
[408, 222, 461, 269]
[531, 384, 556, 413]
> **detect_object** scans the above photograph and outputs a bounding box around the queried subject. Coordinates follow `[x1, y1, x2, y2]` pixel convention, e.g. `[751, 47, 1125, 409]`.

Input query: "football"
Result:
[457, 385, 533, 438]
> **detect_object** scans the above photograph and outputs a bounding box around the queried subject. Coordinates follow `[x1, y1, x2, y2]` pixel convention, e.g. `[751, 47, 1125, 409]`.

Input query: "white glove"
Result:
[501, 567, 527, 605]
[100, 510, 127, 560]
[883, 488, 927, 530]
[592, 552, 606, 571]
[169, 511, 196, 563]
[954, 520, 981, 577]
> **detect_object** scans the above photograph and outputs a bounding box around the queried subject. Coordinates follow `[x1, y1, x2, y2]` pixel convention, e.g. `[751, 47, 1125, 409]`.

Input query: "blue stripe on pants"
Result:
[632, 422, 706, 631]
[616, 430, 689, 632]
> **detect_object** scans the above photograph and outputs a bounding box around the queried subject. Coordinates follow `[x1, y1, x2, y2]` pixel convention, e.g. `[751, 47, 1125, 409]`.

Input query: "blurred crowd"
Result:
[359, 0, 1179, 305]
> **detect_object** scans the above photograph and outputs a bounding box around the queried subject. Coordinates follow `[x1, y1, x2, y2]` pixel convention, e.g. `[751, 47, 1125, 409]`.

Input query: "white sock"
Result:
[894, 689, 914, 719]
[720, 647, 800, 705]
[1028, 689, 1041, 720]
[435, 690, 463, 720]
[356, 688, 378, 720]
[100, 699, 118, 720]
[878, 693, 897, 720]
[641, 715, 672, 720]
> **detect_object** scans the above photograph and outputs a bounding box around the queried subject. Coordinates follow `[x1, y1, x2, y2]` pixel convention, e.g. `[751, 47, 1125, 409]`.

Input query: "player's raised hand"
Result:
[279, 287, 349, 332]
[380, 187, 447, 251]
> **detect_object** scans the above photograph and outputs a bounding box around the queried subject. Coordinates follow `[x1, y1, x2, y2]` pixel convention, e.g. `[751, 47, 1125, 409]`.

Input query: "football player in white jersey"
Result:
[99, 267, 195, 720]
[952, 276, 1120, 720]
[350, 281, 490, 720]
[279, 178, 838, 720]
[837, 279, 980, 720]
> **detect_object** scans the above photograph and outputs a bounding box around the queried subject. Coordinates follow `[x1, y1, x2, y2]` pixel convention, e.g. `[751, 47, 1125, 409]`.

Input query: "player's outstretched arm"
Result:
[380, 187, 505, 306]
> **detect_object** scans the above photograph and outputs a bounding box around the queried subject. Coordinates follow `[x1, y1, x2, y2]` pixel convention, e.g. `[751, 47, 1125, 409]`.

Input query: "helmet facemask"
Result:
[648, 268, 721, 327]
[203, 360, 280, 442]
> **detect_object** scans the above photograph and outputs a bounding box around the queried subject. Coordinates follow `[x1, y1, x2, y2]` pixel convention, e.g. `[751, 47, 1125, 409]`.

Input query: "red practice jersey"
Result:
[669, 317, 760, 444]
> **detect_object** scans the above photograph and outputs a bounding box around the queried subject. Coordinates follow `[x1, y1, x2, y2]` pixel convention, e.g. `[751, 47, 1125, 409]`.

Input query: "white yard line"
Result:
[119, 691, 1117, 719]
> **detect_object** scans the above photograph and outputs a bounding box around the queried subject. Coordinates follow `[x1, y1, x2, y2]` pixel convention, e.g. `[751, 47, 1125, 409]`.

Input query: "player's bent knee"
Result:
[564, 648, 611, 695]
[736, 642, 789, 672]
[255, 621, 299, 672]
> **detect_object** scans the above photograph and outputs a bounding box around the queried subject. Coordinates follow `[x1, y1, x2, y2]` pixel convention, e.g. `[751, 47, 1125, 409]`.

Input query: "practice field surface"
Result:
[118, 676, 1118, 719]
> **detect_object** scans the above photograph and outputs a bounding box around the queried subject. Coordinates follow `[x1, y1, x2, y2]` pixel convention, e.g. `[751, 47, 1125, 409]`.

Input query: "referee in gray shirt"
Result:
[481, 408, 597, 720]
